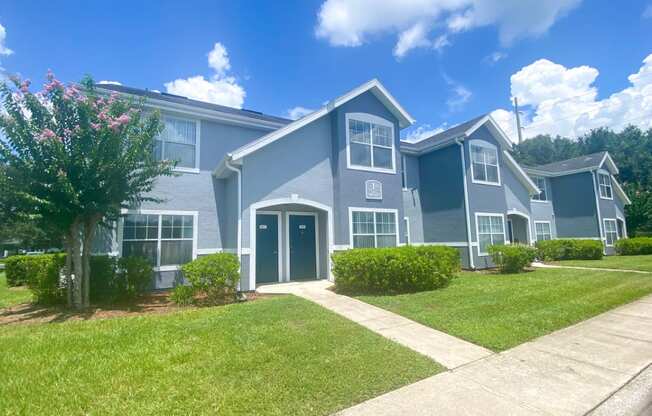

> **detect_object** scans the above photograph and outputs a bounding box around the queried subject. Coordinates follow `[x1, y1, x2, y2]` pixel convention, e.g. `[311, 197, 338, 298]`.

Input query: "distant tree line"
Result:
[512, 126, 652, 236]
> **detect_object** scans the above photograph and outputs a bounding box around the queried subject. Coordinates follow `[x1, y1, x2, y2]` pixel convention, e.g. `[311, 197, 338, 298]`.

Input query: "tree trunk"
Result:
[81, 215, 101, 308]
[70, 219, 83, 309]
[64, 235, 73, 308]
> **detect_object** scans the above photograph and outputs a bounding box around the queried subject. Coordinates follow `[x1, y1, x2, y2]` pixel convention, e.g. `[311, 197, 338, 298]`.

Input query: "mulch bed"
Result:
[0, 291, 267, 326]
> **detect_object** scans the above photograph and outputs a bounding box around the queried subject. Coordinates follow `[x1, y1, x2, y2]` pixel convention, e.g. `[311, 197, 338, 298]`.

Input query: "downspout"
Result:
[224, 156, 243, 288]
[456, 138, 475, 269]
[591, 170, 606, 253]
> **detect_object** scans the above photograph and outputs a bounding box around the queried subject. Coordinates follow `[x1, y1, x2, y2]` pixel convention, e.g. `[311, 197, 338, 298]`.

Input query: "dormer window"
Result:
[470, 140, 500, 185]
[346, 113, 395, 174]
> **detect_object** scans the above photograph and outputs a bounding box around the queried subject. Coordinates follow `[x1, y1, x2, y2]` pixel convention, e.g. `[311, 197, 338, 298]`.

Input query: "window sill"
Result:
[531, 199, 550, 204]
[599, 195, 614, 201]
[173, 167, 200, 174]
[347, 164, 396, 175]
[154, 265, 182, 272]
[471, 179, 501, 187]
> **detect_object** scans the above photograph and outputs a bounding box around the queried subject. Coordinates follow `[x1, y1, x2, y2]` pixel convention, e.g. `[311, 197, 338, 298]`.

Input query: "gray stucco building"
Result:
[97, 80, 631, 289]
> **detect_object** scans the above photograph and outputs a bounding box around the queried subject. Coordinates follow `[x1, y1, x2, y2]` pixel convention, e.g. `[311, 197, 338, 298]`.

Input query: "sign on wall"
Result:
[365, 180, 383, 200]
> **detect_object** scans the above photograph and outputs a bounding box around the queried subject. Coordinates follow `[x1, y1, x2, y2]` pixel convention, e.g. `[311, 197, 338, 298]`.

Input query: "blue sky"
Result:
[1, 0, 651, 141]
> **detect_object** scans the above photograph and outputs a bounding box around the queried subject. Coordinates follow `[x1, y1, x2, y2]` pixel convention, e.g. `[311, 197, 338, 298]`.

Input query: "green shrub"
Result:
[615, 237, 652, 256]
[332, 245, 460, 295]
[116, 256, 153, 300]
[488, 244, 537, 273]
[23, 254, 66, 304]
[4, 255, 31, 286]
[536, 239, 603, 261]
[89, 255, 118, 302]
[171, 285, 195, 306]
[181, 253, 239, 304]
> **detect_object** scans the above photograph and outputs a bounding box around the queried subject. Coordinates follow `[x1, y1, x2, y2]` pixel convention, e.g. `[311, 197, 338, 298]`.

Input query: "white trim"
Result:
[534, 221, 553, 242]
[612, 177, 632, 205]
[401, 154, 408, 189]
[465, 115, 514, 151]
[616, 215, 628, 239]
[404, 216, 411, 244]
[506, 209, 534, 245]
[345, 113, 397, 174]
[348, 207, 400, 249]
[474, 212, 507, 256]
[456, 140, 475, 268]
[257, 210, 283, 283]
[229, 79, 414, 163]
[118, 209, 199, 271]
[285, 212, 319, 281]
[591, 171, 606, 247]
[469, 139, 501, 186]
[603, 218, 618, 247]
[224, 160, 242, 271]
[503, 150, 540, 195]
[599, 152, 619, 175]
[597, 170, 614, 200]
[248, 197, 334, 287]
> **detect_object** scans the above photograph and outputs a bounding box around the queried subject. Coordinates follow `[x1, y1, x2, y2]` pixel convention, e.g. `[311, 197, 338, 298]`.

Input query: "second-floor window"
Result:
[532, 176, 548, 201]
[155, 116, 198, 171]
[347, 114, 395, 173]
[470, 142, 500, 185]
[598, 172, 613, 199]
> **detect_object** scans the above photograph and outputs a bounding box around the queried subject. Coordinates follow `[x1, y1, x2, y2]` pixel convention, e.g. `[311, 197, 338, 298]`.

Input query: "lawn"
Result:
[0, 272, 31, 309]
[553, 254, 652, 272]
[358, 268, 652, 351]
[0, 295, 442, 416]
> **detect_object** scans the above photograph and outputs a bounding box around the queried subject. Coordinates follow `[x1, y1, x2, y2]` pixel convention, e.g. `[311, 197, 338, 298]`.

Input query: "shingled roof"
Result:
[529, 152, 610, 174]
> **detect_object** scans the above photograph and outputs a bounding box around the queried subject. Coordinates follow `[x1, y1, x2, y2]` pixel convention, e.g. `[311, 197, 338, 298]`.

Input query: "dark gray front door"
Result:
[256, 214, 279, 284]
[289, 214, 317, 280]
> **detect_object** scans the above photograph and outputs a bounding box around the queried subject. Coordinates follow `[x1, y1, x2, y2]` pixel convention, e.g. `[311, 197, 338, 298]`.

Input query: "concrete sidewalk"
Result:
[338, 294, 652, 416]
[533, 261, 652, 274]
[257, 280, 492, 369]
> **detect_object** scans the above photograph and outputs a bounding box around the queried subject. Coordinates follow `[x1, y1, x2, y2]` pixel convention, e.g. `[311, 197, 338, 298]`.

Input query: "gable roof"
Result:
[502, 150, 541, 195]
[525, 151, 619, 176]
[400, 114, 513, 155]
[95, 83, 290, 129]
[217, 79, 414, 172]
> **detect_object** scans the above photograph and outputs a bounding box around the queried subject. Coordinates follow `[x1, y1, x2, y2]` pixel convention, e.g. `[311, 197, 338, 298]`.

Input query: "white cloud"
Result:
[403, 123, 448, 142]
[286, 106, 314, 120]
[315, 0, 581, 58]
[443, 74, 472, 111]
[643, 4, 652, 18]
[98, 80, 122, 86]
[484, 51, 507, 64]
[0, 23, 12, 56]
[491, 54, 652, 142]
[165, 42, 245, 108]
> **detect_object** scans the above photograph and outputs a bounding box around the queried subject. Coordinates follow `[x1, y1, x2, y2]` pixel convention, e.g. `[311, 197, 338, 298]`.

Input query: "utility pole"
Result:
[513, 97, 523, 144]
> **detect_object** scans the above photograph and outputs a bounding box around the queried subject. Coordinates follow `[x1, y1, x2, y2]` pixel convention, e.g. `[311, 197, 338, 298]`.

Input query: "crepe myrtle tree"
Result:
[0, 71, 175, 308]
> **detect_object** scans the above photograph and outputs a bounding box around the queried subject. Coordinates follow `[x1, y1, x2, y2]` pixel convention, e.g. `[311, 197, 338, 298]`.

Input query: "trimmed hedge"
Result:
[536, 239, 603, 261]
[181, 253, 239, 305]
[615, 237, 652, 256]
[332, 245, 460, 295]
[488, 244, 537, 273]
[5, 253, 153, 305]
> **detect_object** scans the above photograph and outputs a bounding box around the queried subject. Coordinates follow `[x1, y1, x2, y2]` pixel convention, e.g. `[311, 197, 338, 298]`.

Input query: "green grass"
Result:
[554, 254, 652, 272]
[0, 295, 441, 415]
[0, 272, 32, 309]
[358, 268, 652, 352]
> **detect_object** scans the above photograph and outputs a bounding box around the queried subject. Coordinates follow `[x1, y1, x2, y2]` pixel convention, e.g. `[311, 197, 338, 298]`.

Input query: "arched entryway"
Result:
[248, 198, 333, 288]
[506, 210, 533, 245]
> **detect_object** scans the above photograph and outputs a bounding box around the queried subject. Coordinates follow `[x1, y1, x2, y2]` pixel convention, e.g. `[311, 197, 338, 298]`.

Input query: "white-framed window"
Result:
[535, 221, 552, 241]
[470, 141, 500, 185]
[346, 113, 396, 174]
[475, 213, 506, 255]
[403, 217, 410, 244]
[121, 211, 197, 270]
[532, 176, 548, 201]
[349, 208, 398, 248]
[598, 172, 613, 199]
[155, 116, 200, 172]
[603, 218, 618, 246]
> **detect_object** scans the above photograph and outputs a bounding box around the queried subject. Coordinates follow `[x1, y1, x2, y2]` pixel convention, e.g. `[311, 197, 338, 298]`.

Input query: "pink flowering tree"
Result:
[0, 72, 174, 308]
